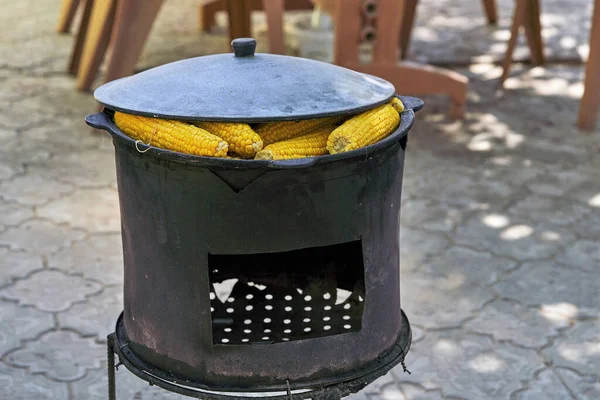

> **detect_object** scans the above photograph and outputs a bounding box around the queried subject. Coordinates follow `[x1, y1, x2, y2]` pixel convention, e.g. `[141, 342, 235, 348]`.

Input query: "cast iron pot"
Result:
[87, 38, 423, 399]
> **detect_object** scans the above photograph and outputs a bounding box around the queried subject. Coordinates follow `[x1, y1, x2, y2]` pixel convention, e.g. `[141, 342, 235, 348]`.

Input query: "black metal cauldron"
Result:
[87, 38, 423, 400]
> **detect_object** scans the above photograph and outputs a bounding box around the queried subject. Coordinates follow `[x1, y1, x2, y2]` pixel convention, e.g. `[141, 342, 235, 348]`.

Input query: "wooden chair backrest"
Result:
[333, 0, 403, 66]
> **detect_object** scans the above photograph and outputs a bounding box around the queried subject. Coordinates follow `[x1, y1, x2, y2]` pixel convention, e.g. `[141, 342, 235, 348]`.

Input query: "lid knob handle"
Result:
[232, 38, 257, 57]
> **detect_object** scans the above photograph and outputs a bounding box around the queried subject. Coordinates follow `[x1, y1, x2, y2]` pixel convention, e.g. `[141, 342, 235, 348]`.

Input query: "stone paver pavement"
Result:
[1, 0, 599, 399]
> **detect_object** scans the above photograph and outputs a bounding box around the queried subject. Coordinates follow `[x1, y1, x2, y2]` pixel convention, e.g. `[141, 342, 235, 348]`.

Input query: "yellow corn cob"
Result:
[256, 115, 344, 146]
[326, 104, 400, 154]
[114, 112, 228, 157]
[194, 121, 263, 157]
[255, 125, 335, 160]
[390, 97, 405, 113]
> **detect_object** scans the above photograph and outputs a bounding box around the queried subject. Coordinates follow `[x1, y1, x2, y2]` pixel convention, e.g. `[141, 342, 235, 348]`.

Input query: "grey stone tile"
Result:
[0, 248, 43, 287]
[464, 300, 569, 348]
[566, 178, 600, 209]
[0, 202, 34, 231]
[401, 247, 514, 330]
[0, 138, 54, 165]
[572, 213, 600, 241]
[20, 119, 111, 150]
[555, 240, 600, 272]
[504, 137, 592, 167]
[410, 325, 425, 344]
[0, 126, 17, 143]
[455, 215, 576, 261]
[394, 331, 542, 399]
[409, 246, 517, 286]
[543, 321, 600, 376]
[0, 174, 73, 206]
[401, 271, 494, 329]
[0, 159, 24, 181]
[401, 198, 469, 233]
[514, 368, 573, 400]
[48, 233, 124, 285]
[426, 171, 522, 210]
[361, 372, 396, 396]
[373, 382, 407, 400]
[0, 30, 71, 68]
[0, 363, 69, 400]
[0, 301, 54, 357]
[481, 156, 548, 187]
[558, 368, 600, 400]
[58, 285, 122, 339]
[0, 219, 86, 255]
[0, 76, 46, 104]
[507, 195, 590, 227]
[376, 382, 446, 400]
[0, 104, 50, 129]
[37, 188, 120, 233]
[71, 367, 182, 399]
[14, 87, 97, 119]
[5, 330, 104, 382]
[0, 269, 102, 312]
[400, 227, 450, 269]
[346, 391, 371, 400]
[30, 149, 117, 188]
[525, 167, 596, 198]
[494, 261, 600, 318]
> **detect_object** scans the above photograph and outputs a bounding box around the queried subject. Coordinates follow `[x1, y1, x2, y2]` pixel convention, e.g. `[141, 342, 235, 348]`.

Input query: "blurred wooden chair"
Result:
[67, 0, 305, 92]
[216, 0, 315, 55]
[314, 0, 497, 60]
[399, 0, 498, 59]
[57, 0, 83, 33]
[200, 0, 314, 54]
[333, 0, 469, 118]
[500, 0, 600, 131]
[578, 0, 600, 131]
[67, 0, 156, 91]
[499, 0, 544, 84]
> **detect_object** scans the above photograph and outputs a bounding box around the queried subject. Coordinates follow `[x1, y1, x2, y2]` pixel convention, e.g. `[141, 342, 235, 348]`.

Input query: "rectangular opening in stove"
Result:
[208, 240, 365, 345]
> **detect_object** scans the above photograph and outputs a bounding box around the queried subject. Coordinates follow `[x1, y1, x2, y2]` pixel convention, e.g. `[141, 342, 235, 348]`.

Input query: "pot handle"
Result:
[85, 112, 112, 130]
[397, 96, 424, 113]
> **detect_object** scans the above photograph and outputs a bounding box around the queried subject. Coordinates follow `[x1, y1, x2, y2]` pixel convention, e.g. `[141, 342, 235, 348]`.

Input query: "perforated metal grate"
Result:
[209, 241, 365, 345]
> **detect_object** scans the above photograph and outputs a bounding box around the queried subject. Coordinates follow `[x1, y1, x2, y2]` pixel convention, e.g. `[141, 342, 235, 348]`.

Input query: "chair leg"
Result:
[284, 0, 314, 9]
[103, 0, 164, 84]
[264, 0, 286, 54]
[500, 0, 527, 85]
[57, 0, 82, 33]
[578, 0, 600, 131]
[523, 0, 545, 65]
[198, 0, 224, 32]
[399, 0, 418, 60]
[68, 0, 94, 75]
[75, 0, 117, 91]
[334, 0, 468, 118]
[332, 0, 361, 65]
[346, 62, 469, 118]
[226, 0, 252, 41]
[481, 0, 497, 25]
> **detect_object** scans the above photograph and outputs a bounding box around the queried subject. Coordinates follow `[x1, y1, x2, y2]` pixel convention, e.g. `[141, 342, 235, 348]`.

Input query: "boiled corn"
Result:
[256, 115, 344, 146]
[326, 104, 399, 154]
[390, 97, 405, 113]
[255, 125, 335, 160]
[194, 121, 263, 157]
[114, 112, 228, 157]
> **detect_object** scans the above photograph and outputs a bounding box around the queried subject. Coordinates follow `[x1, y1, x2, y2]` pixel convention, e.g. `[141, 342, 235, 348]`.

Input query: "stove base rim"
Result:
[108, 311, 412, 400]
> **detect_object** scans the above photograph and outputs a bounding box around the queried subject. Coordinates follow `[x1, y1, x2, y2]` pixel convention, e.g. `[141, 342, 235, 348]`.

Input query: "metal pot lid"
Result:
[93, 38, 395, 122]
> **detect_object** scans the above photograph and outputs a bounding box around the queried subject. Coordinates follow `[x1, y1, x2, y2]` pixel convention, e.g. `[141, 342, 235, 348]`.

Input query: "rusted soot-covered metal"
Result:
[89, 34, 422, 395]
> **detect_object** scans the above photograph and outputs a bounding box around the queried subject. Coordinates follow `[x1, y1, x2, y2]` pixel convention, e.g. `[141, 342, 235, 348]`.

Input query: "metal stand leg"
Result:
[108, 333, 116, 400]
